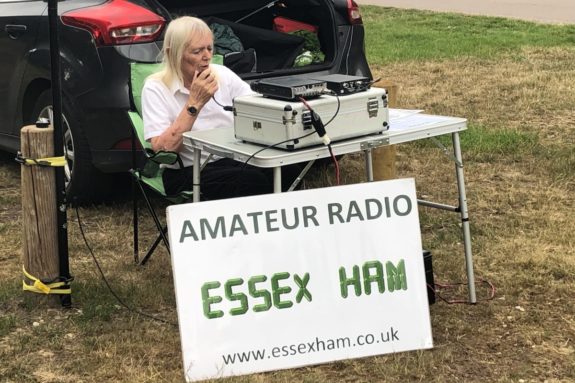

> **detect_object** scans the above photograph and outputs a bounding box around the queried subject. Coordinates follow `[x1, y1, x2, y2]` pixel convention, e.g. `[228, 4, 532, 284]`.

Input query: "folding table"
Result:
[183, 112, 477, 302]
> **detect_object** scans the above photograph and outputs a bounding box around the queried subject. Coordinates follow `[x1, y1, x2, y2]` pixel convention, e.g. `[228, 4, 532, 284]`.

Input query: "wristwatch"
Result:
[187, 105, 198, 116]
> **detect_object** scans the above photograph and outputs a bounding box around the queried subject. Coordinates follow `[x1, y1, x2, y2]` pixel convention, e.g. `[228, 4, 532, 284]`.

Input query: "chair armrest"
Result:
[147, 149, 185, 169]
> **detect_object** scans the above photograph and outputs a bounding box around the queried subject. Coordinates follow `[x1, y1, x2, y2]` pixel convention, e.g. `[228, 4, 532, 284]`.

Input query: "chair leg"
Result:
[132, 174, 139, 264]
[135, 180, 171, 262]
[139, 226, 168, 266]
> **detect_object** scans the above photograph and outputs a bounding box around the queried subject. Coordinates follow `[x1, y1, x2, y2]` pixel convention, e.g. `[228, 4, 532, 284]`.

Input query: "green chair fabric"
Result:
[129, 62, 191, 265]
[130, 62, 162, 116]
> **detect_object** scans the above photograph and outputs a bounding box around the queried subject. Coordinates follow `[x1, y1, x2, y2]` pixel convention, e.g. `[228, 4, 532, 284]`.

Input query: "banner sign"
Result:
[167, 178, 433, 382]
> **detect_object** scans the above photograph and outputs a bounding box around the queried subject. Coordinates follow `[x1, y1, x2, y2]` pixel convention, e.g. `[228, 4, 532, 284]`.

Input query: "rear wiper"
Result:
[235, 0, 283, 23]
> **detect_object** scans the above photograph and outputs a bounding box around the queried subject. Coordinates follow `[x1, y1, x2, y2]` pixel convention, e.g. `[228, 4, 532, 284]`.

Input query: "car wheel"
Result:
[31, 90, 110, 203]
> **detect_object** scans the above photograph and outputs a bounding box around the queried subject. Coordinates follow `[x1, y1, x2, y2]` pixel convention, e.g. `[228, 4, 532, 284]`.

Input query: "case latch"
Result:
[367, 97, 379, 118]
[302, 110, 312, 129]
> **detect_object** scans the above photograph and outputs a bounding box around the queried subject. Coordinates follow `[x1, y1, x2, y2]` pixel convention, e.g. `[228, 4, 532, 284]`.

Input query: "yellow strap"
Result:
[22, 156, 67, 167]
[22, 281, 71, 295]
[22, 266, 71, 295]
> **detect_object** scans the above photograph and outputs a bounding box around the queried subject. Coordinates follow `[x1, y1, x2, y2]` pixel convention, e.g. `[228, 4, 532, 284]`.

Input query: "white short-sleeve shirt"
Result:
[142, 64, 253, 167]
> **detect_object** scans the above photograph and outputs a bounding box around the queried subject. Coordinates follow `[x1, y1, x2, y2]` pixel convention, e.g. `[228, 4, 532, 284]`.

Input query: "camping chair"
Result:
[129, 62, 192, 265]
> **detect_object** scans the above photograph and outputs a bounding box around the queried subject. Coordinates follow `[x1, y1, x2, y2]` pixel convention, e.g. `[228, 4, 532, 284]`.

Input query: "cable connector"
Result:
[310, 111, 331, 145]
[212, 96, 234, 112]
[321, 89, 337, 96]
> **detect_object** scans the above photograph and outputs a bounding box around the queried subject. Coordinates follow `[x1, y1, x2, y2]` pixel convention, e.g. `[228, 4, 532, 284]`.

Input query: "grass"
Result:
[412, 123, 541, 161]
[362, 6, 575, 64]
[1, 7, 575, 383]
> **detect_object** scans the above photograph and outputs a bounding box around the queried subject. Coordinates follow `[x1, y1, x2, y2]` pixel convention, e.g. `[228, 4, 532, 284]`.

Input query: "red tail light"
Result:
[113, 137, 142, 150]
[347, 0, 363, 25]
[62, 0, 165, 46]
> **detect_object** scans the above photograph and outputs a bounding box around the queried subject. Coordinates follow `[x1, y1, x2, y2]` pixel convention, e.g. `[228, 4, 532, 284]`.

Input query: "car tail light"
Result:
[113, 137, 142, 150]
[62, 0, 165, 46]
[347, 0, 363, 25]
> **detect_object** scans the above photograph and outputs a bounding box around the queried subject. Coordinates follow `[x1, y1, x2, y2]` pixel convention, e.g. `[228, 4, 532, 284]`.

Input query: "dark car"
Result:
[0, 0, 372, 200]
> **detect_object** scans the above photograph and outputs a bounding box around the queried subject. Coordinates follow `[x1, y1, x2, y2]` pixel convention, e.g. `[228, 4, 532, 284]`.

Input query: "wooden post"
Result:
[21, 125, 60, 286]
[373, 80, 398, 180]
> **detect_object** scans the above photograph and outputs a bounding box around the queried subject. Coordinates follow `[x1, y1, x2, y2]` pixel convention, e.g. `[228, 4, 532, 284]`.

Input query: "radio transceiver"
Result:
[306, 74, 372, 95]
[250, 76, 327, 101]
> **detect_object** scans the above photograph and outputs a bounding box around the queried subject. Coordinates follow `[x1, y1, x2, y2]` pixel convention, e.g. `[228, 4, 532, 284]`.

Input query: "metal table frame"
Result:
[183, 114, 477, 303]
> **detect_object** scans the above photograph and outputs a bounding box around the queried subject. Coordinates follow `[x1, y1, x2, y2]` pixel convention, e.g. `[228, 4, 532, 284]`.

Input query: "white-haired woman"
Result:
[142, 16, 301, 200]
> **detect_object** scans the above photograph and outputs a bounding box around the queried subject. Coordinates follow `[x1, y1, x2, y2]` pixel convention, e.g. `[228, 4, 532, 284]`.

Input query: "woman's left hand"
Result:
[188, 67, 218, 109]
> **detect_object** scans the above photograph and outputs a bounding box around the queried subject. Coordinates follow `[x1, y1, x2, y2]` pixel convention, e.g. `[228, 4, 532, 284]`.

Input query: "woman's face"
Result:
[181, 33, 214, 84]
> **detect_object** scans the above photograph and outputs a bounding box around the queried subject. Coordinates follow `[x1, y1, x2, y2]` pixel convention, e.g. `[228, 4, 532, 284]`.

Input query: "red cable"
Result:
[299, 96, 312, 110]
[328, 144, 340, 185]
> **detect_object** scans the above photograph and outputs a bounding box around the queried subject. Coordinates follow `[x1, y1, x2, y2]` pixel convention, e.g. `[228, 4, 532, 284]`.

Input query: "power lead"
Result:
[310, 111, 331, 145]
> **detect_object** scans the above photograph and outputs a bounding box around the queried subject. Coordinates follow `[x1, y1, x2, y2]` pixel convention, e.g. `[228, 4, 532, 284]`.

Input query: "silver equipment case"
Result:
[233, 87, 389, 150]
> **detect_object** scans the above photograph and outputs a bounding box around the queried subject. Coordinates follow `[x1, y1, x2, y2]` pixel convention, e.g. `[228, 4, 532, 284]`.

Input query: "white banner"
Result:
[167, 178, 432, 382]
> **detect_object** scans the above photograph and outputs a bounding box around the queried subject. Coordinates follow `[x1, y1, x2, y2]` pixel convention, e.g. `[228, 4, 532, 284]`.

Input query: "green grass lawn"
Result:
[362, 6, 575, 63]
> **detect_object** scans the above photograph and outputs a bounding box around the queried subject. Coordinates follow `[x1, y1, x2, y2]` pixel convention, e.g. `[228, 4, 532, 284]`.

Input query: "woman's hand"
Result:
[150, 67, 219, 153]
[188, 67, 219, 108]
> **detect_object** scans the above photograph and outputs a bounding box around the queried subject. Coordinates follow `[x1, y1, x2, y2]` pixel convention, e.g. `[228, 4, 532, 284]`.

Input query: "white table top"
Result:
[183, 111, 467, 168]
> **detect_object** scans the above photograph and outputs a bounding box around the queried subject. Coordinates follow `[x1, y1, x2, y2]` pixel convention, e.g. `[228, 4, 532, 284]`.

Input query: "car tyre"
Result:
[31, 90, 112, 203]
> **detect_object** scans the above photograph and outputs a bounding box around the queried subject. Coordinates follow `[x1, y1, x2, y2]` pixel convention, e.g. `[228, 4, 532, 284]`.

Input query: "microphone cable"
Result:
[211, 95, 233, 112]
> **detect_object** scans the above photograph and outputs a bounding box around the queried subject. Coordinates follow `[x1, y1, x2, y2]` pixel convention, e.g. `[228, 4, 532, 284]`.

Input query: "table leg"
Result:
[452, 132, 477, 303]
[273, 167, 282, 193]
[365, 148, 374, 181]
[288, 160, 315, 192]
[193, 149, 201, 203]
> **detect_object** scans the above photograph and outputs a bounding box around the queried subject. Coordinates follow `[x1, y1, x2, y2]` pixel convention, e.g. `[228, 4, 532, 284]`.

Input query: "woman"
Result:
[142, 16, 301, 200]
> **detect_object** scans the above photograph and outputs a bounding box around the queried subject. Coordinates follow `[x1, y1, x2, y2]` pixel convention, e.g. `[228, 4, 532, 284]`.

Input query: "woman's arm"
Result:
[150, 68, 218, 152]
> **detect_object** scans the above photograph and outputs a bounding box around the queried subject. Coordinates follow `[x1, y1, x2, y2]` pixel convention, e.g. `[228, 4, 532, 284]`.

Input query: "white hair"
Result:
[151, 16, 213, 87]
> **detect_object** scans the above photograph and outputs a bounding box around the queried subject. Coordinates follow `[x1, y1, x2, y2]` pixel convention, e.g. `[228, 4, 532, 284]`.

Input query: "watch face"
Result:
[187, 105, 198, 116]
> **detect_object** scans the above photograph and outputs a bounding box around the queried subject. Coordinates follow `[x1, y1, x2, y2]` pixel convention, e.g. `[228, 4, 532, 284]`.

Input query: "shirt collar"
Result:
[169, 78, 189, 96]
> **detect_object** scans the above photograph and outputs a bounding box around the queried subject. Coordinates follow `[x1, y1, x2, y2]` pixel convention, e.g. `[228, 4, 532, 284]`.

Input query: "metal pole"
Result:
[273, 167, 282, 193]
[193, 149, 201, 202]
[48, 0, 72, 307]
[365, 148, 374, 181]
[452, 132, 476, 303]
